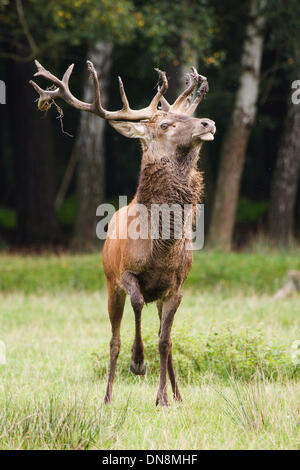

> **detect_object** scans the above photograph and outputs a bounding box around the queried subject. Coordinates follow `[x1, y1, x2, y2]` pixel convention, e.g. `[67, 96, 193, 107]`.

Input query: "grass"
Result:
[0, 250, 299, 449]
[0, 249, 300, 294]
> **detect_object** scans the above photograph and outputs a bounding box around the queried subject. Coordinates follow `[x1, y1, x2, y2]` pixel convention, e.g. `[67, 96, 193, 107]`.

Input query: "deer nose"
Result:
[200, 119, 216, 134]
[200, 119, 215, 128]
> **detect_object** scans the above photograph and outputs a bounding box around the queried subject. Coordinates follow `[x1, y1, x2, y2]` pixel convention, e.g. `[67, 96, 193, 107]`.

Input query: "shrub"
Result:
[236, 196, 268, 224]
[92, 325, 299, 383]
[56, 195, 76, 227]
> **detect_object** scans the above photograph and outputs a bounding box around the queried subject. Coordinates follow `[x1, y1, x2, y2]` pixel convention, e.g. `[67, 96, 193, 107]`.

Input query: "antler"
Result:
[186, 75, 209, 116]
[159, 67, 209, 116]
[29, 60, 168, 121]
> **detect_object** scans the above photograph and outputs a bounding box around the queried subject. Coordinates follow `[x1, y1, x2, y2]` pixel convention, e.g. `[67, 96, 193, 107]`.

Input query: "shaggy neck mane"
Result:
[135, 147, 204, 256]
[136, 147, 203, 206]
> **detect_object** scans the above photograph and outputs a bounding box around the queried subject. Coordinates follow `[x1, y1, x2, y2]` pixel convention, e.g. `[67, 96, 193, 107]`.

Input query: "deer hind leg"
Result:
[156, 292, 182, 406]
[103, 281, 126, 404]
[122, 271, 146, 376]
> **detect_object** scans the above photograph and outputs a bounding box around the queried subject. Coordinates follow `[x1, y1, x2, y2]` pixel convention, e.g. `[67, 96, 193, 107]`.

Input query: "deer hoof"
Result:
[155, 396, 169, 407]
[103, 395, 112, 405]
[130, 359, 146, 376]
[173, 394, 183, 403]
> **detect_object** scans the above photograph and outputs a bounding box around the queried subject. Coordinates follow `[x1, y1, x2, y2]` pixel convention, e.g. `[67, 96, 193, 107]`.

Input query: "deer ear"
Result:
[109, 120, 147, 139]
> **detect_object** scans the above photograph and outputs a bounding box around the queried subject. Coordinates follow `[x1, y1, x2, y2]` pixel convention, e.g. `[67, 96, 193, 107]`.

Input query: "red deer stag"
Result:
[30, 60, 216, 406]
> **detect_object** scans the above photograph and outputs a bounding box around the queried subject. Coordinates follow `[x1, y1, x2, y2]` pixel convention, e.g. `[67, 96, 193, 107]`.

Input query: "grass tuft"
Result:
[0, 395, 130, 450]
[212, 372, 269, 431]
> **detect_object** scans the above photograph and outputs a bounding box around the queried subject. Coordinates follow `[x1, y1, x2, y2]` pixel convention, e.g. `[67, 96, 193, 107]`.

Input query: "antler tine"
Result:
[29, 60, 63, 110]
[30, 59, 95, 113]
[107, 68, 168, 119]
[62, 64, 74, 85]
[185, 74, 209, 116]
[159, 95, 171, 111]
[170, 66, 199, 113]
[118, 76, 130, 110]
[30, 60, 168, 121]
[157, 77, 171, 111]
[104, 68, 168, 119]
[183, 73, 194, 109]
[150, 68, 168, 112]
[29, 79, 52, 111]
[86, 60, 103, 114]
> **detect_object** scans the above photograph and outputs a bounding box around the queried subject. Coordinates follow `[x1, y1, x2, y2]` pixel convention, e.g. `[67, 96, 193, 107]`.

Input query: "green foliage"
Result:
[0, 207, 16, 229]
[265, 0, 300, 56]
[92, 324, 299, 383]
[0, 0, 218, 63]
[138, 0, 216, 62]
[0, 0, 138, 61]
[56, 195, 76, 227]
[236, 197, 268, 223]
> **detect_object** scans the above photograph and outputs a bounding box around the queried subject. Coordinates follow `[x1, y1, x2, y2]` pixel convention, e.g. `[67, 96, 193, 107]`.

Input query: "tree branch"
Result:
[15, 0, 38, 58]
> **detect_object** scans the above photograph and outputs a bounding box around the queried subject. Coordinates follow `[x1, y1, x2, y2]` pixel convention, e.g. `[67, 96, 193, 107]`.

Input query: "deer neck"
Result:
[136, 145, 203, 207]
[134, 146, 203, 256]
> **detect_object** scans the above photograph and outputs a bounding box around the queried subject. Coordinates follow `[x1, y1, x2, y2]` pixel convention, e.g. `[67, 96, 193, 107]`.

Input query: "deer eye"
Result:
[160, 123, 169, 130]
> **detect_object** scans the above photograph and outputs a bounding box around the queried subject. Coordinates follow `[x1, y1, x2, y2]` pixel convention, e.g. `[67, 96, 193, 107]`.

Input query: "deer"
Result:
[30, 59, 216, 406]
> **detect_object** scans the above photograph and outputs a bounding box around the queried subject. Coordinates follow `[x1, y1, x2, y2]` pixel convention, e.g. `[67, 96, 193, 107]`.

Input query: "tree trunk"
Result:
[164, 37, 198, 103]
[198, 144, 215, 233]
[208, 0, 265, 251]
[72, 42, 113, 252]
[7, 60, 59, 244]
[268, 88, 300, 244]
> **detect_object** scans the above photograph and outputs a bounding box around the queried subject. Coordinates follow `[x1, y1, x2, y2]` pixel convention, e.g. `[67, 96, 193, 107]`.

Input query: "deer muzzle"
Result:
[192, 119, 216, 142]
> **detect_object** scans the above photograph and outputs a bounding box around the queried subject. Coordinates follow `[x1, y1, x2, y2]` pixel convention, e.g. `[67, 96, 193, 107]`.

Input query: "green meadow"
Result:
[0, 251, 299, 449]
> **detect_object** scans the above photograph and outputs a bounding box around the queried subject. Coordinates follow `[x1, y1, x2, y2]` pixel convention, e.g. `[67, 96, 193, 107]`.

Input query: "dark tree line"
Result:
[0, 0, 299, 251]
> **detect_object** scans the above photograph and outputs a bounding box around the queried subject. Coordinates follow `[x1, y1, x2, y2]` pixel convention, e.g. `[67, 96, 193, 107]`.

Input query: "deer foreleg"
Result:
[157, 300, 182, 402]
[156, 292, 182, 406]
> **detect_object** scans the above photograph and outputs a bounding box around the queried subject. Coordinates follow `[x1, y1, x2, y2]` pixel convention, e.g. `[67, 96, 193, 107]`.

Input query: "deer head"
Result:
[29, 60, 215, 161]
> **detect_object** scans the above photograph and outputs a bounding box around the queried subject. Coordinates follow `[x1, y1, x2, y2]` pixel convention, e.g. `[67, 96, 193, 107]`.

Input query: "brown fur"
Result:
[103, 111, 215, 406]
